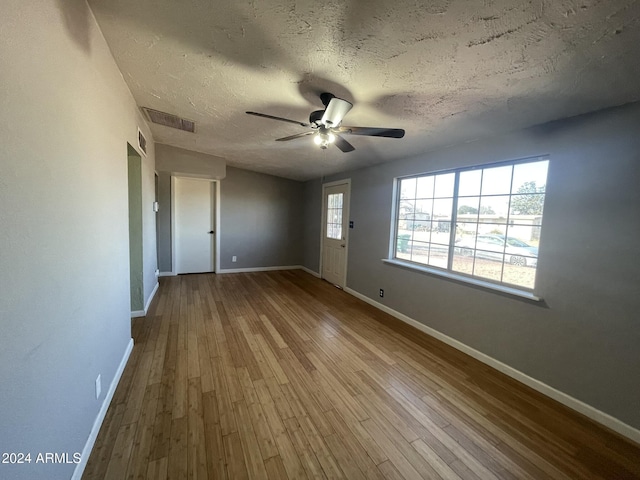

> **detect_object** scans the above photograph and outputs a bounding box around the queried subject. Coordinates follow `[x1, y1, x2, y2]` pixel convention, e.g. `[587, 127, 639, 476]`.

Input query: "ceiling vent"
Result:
[141, 107, 196, 133]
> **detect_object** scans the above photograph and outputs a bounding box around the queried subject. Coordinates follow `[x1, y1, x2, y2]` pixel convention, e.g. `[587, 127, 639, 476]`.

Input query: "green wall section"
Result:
[128, 150, 144, 311]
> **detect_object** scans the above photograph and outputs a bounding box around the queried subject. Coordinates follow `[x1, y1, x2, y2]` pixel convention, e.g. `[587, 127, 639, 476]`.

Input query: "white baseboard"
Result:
[344, 287, 640, 445]
[144, 282, 159, 313]
[300, 266, 321, 278]
[217, 265, 302, 274]
[72, 338, 134, 480]
[159, 271, 175, 277]
[131, 282, 159, 318]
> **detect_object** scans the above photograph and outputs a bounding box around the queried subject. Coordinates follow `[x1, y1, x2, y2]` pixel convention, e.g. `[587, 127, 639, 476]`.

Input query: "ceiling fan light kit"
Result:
[246, 92, 405, 153]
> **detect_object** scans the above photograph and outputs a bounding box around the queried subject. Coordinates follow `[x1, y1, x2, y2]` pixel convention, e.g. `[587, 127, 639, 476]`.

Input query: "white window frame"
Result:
[386, 156, 549, 301]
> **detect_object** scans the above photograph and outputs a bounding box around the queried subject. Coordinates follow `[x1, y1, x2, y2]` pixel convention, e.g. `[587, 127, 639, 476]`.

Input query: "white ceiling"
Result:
[88, 0, 640, 180]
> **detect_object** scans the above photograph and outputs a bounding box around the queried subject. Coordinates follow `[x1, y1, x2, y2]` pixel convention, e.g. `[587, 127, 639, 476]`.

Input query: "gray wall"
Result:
[156, 143, 226, 178]
[302, 178, 322, 274]
[220, 167, 304, 270]
[157, 172, 173, 273]
[128, 151, 144, 311]
[0, 1, 156, 478]
[156, 167, 304, 272]
[305, 102, 640, 430]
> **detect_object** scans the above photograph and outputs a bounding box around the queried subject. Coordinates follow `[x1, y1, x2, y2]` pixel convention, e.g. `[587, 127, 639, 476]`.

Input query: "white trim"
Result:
[144, 281, 159, 313]
[214, 179, 221, 273]
[300, 266, 321, 278]
[170, 176, 177, 275]
[344, 286, 640, 445]
[159, 271, 175, 277]
[382, 258, 542, 302]
[130, 281, 159, 318]
[217, 265, 302, 274]
[72, 338, 134, 480]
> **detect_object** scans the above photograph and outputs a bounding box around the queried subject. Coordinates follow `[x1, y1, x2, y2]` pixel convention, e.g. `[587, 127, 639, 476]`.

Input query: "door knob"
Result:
[208, 231, 214, 234]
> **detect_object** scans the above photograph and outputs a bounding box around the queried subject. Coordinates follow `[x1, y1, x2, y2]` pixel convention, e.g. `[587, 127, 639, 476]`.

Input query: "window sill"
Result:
[382, 258, 543, 302]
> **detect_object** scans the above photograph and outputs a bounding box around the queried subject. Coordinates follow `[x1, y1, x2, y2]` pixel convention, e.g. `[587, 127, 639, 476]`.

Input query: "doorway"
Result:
[321, 180, 350, 288]
[172, 176, 216, 274]
[127, 144, 144, 312]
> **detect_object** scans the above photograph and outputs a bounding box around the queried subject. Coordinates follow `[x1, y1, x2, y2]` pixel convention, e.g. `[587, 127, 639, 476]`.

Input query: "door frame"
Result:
[319, 179, 351, 288]
[170, 175, 220, 275]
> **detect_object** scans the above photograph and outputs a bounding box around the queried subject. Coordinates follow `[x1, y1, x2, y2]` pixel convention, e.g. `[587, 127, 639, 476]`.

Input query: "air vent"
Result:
[141, 107, 196, 133]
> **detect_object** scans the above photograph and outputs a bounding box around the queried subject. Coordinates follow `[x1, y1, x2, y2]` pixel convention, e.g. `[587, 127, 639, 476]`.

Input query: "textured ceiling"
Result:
[88, 0, 640, 180]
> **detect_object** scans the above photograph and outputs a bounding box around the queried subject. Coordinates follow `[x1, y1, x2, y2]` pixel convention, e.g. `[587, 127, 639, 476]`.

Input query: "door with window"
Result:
[322, 181, 350, 288]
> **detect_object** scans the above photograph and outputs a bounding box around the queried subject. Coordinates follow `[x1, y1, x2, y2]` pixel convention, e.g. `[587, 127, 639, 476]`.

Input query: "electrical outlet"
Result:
[379, 289, 384, 298]
[232, 256, 237, 262]
[95, 374, 102, 399]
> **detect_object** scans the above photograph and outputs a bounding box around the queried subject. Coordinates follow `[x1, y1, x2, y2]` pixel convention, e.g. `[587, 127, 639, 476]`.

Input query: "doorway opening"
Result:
[127, 144, 144, 313]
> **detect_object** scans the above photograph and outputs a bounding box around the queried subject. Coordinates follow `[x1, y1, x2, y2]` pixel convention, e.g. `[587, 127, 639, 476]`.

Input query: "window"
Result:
[326, 193, 344, 240]
[393, 157, 549, 292]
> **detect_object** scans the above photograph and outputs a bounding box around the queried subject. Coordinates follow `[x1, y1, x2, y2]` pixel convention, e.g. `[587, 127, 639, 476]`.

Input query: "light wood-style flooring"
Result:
[83, 270, 640, 479]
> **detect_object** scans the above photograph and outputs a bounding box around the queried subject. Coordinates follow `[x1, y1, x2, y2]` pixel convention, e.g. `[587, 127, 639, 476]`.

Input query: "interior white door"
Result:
[322, 182, 350, 288]
[174, 177, 214, 274]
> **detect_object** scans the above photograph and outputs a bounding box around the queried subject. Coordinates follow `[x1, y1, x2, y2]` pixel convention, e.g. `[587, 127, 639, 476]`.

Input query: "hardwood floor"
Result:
[83, 270, 640, 479]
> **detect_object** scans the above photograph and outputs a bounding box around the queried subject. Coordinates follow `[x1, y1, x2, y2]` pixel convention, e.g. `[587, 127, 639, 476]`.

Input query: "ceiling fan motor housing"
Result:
[309, 110, 325, 126]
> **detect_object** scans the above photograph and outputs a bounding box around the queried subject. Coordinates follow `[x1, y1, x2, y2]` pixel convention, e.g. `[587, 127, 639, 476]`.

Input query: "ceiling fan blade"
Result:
[246, 111, 310, 127]
[337, 126, 405, 138]
[275, 131, 315, 142]
[321, 98, 353, 127]
[334, 134, 355, 153]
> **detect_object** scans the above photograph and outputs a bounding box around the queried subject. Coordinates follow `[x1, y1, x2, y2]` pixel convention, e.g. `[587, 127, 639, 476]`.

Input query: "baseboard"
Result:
[217, 265, 302, 274]
[72, 338, 134, 480]
[300, 266, 321, 278]
[144, 282, 159, 314]
[159, 271, 175, 277]
[344, 287, 640, 445]
[130, 282, 159, 318]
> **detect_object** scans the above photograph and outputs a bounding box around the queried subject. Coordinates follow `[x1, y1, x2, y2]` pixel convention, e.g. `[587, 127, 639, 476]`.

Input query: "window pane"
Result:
[509, 194, 545, 217]
[428, 244, 449, 268]
[481, 165, 513, 195]
[434, 173, 455, 198]
[400, 178, 417, 199]
[414, 199, 433, 219]
[398, 199, 415, 218]
[476, 223, 507, 237]
[328, 193, 343, 209]
[416, 176, 435, 199]
[459, 169, 481, 197]
[479, 195, 510, 223]
[512, 160, 548, 193]
[410, 241, 430, 265]
[473, 256, 504, 282]
[457, 196, 480, 221]
[433, 198, 453, 219]
[452, 248, 474, 275]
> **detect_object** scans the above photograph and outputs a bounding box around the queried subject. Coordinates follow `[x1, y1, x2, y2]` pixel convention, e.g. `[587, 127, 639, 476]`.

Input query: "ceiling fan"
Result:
[246, 92, 405, 152]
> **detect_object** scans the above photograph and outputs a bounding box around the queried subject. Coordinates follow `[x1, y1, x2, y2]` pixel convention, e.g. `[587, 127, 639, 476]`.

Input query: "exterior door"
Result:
[322, 181, 350, 288]
[173, 177, 215, 274]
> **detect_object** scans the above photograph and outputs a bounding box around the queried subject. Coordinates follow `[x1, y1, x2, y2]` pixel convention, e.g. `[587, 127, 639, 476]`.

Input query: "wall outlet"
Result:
[232, 256, 237, 262]
[95, 374, 102, 399]
[379, 289, 384, 298]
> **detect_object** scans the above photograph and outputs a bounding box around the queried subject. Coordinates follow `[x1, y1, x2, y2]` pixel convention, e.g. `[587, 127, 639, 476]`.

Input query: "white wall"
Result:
[0, 1, 155, 478]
